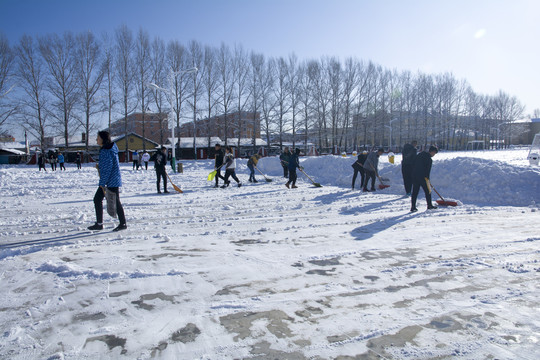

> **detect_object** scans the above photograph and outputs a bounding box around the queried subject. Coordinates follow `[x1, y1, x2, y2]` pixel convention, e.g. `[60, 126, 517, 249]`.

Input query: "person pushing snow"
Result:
[410, 145, 439, 212]
[363, 148, 384, 192]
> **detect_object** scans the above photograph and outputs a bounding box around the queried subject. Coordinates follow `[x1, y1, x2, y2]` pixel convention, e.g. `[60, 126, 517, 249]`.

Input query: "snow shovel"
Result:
[428, 179, 458, 206]
[254, 166, 272, 182]
[369, 164, 390, 189]
[299, 168, 322, 187]
[166, 172, 183, 193]
[207, 164, 224, 181]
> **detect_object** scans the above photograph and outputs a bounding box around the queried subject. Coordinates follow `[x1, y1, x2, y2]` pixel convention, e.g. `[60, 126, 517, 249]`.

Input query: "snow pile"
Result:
[258, 152, 540, 207]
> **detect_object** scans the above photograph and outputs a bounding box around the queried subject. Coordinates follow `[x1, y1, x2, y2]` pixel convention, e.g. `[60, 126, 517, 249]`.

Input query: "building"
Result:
[178, 111, 260, 140]
[109, 112, 169, 145]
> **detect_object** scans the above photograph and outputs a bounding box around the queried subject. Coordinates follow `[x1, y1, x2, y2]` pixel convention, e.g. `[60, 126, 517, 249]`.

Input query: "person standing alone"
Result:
[401, 140, 417, 196]
[88, 130, 127, 231]
[151, 146, 169, 193]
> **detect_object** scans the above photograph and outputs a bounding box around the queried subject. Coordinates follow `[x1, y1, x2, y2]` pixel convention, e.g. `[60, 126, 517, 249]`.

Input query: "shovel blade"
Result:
[436, 199, 458, 207]
[378, 184, 390, 189]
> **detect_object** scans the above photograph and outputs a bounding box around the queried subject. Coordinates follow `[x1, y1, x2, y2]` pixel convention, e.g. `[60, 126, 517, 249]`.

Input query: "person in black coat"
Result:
[38, 153, 47, 171]
[410, 146, 438, 212]
[351, 150, 368, 190]
[151, 146, 169, 193]
[279, 147, 291, 178]
[213, 143, 226, 188]
[285, 148, 301, 189]
[401, 140, 417, 195]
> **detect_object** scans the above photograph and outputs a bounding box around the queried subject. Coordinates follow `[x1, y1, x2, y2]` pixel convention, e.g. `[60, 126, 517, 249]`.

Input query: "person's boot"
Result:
[113, 223, 127, 232]
[88, 223, 103, 231]
[285, 182, 290, 189]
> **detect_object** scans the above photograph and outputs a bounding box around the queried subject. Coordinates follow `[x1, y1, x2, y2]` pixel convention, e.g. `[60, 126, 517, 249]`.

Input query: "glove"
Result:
[425, 178, 432, 193]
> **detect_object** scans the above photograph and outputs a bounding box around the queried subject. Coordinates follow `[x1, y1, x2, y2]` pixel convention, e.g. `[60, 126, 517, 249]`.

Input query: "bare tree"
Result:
[149, 36, 167, 144]
[232, 44, 250, 147]
[15, 35, 49, 150]
[0, 33, 17, 131]
[338, 57, 359, 151]
[489, 90, 525, 148]
[247, 52, 266, 152]
[39, 32, 78, 147]
[201, 45, 218, 149]
[166, 39, 190, 147]
[215, 42, 235, 144]
[187, 40, 205, 159]
[134, 28, 151, 150]
[101, 32, 116, 132]
[297, 61, 314, 151]
[75, 30, 105, 156]
[287, 54, 301, 149]
[273, 56, 291, 149]
[114, 25, 136, 160]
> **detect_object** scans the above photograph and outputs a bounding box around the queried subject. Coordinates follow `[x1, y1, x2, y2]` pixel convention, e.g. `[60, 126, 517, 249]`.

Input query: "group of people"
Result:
[279, 147, 302, 189]
[212, 143, 242, 188]
[351, 140, 439, 212]
[131, 150, 151, 171]
[86, 129, 441, 231]
[37, 151, 82, 171]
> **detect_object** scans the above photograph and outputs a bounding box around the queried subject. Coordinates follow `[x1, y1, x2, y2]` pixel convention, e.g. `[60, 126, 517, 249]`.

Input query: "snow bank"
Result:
[258, 151, 540, 207]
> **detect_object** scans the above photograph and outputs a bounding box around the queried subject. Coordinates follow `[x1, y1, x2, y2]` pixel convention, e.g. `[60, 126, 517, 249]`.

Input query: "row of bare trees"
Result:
[0, 26, 535, 156]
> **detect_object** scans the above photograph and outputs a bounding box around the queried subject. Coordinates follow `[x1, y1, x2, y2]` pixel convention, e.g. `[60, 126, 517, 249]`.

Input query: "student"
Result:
[247, 154, 262, 182]
[279, 147, 291, 178]
[88, 130, 127, 231]
[285, 148, 301, 189]
[49, 152, 57, 171]
[352, 150, 368, 190]
[214, 143, 226, 188]
[58, 152, 66, 171]
[132, 150, 139, 170]
[410, 146, 439, 212]
[38, 153, 47, 171]
[141, 151, 150, 170]
[401, 140, 418, 196]
[221, 146, 242, 188]
[151, 146, 169, 193]
[362, 148, 384, 192]
[76, 152, 82, 170]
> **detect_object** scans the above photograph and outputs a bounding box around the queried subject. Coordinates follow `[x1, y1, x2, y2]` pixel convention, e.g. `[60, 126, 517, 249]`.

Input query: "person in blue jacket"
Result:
[88, 130, 127, 231]
[58, 152, 66, 171]
[285, 148, 301, 189]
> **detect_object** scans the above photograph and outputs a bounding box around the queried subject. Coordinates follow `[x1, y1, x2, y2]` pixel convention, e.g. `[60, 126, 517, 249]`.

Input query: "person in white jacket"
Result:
[221, 146, 242, 188]
[141, 151, 151, 170]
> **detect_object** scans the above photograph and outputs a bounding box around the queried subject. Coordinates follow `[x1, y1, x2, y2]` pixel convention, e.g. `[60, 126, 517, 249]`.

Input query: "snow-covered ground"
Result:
[0, 149, 538, 359]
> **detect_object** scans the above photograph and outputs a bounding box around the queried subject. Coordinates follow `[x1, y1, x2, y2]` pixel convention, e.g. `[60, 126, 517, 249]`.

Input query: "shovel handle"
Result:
[429, 182, 446, 202]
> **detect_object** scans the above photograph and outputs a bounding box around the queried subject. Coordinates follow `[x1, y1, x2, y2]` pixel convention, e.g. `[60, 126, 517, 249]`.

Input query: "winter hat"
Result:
[295, 148, 301, 154]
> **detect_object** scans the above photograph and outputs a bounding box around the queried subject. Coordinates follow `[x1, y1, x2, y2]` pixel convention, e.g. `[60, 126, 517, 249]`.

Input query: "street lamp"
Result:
[384, 118, 399, 151]
[146, 67, 198, 166]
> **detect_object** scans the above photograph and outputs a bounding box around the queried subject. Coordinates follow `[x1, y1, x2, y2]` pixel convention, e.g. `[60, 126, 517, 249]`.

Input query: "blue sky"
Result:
[1, 0, 539, 118]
